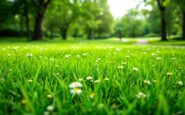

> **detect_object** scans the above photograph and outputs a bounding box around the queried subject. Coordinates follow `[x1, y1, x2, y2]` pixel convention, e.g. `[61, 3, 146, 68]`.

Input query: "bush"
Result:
[144, 33, 159, 37]
[0, 29, 21, 37]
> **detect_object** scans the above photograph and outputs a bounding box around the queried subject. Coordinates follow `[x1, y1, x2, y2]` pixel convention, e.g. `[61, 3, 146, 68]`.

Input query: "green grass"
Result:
[0, 38, 185, 115]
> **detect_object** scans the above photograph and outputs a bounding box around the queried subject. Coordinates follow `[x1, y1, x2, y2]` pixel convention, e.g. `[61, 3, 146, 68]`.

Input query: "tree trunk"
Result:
[156, 0, 167, 41]
[160, 10, 167, 41]
[87, 30, 94, 40]
[20, 15, 24, 35]
[24, 0, 31, 39]
[32, 13, 44, 40]
[182, 11, 185, 40]
[30, 0, 51, 40]
[61, 25, 69, 40]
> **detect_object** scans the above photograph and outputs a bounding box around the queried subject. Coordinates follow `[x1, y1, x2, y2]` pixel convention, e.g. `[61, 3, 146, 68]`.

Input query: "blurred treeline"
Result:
[0, 0, 184, 41]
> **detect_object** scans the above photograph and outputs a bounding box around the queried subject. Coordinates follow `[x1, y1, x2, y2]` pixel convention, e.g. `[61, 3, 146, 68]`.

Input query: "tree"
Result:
[81, 0, 112, 39]
[168, 0, 185, 40]
[11, 0, 31, 39]
[45, 0, 82, 40]
[31, 0, 52, 40]
[143, 0, 167, 41]
[94, 2, 114, 38]
[114, 20, 124, 40]
[82, 1, 101, 39]
[144, 6, 160, 36]
[156, 0, 167, 41]
[114, 9, 146, 38]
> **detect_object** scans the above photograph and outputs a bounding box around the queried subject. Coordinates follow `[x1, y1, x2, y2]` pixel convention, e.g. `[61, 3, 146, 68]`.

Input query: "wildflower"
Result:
[44, 111, 49, 115]
[89, 93, 96, 99]
[177, 81, 183, 86]
[69, 81, 83, 95]
[126, 55, 130, 58]
[78, 78, 83, 82]
[96, 58, 101, 61]
[70, 87, 82, 95]
[166, 72, 173, 76]
[136, 92, 147, 99]
[26, 53, 33, 58]
[95, 58, 101, 63]
[21, 99, 27, 105]
[49, 58, 55, 61]
[144, 80, 151, 85]
[156, 57, 161, 60]
[27, 79, 33, 83]
[172, 57, 176, 60]
[116, 48, 121, 52]
[122, 62, 127, 65]
[117, 65, 124, 69]
[133, 67, 139, 72]
[47, 94, 53, 99]
[153, 80, 157, 83]
[86, 76, 93, 81]
[7, 54, 11, 56]
[82, 53, 88, 57]
[56, 73, 60, 76]
[94, 79, 100, 84]
[47, 105, 54, 111]
[65, 54, 71, 58]
[76, 55, 81, 58]
[104, 77, 109, 81]
[151, 53, 156, 56]
[69, 82, 82, 88]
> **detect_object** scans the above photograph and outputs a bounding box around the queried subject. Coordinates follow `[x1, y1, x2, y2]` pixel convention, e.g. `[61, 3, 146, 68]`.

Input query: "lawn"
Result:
[0, 38, 185, 115]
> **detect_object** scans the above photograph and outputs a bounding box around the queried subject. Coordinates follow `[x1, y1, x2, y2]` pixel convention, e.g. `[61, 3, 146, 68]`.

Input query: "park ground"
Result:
[0, 37, 185, 115]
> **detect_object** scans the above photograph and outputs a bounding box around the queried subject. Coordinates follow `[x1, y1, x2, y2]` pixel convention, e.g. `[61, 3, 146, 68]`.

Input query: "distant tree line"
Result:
[114, 0, 185, 41]
[0, 0, 113, 40]
[0, 0, 184, 41]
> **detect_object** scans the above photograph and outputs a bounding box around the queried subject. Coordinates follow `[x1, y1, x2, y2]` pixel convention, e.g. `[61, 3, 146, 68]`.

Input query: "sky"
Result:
[107, 0, 140, 19]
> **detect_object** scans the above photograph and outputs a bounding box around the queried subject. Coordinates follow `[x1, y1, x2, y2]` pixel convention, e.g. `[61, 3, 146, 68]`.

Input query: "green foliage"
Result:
[114, 9, 146, 38]
[44, 0, 113, 39]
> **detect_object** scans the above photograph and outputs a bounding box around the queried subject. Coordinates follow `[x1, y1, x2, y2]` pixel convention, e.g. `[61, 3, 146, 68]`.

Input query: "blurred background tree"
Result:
[0, 0, 184, 41]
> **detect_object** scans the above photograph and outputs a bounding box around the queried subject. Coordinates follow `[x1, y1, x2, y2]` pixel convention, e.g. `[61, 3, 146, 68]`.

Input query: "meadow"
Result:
[0, 38, 185, 115]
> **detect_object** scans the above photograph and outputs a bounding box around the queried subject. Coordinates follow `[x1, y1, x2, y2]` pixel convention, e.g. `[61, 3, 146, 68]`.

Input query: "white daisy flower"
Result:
[104, 78, 109, 81]
[86, 76, 93, 81]
[144, 80, 151, 85]
[177, 81, 183, 86]
[27, 79, 33, 83]
[133, 67, 139, 72]
[26, 53, 33, 58]
[117, 65, 124, 69]
[69, 82, 82, 88]
[65, 54, 71, 58]
[89, 93, 96, 99]
[70, 88, 82, 95]
[136, 92, 147, 99]
[166, 72, 173, 76]
[47, 94, 53, 99]
[47, 105, 54, 111]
